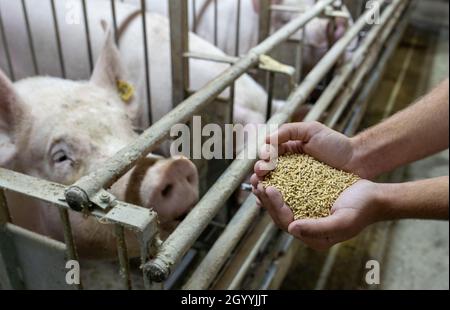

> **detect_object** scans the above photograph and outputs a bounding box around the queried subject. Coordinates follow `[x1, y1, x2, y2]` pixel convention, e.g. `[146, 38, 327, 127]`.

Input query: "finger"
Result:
[254, 160, 272, 178]
[294, 235, 335, 251]
[250, 173, 260, 189]
[265, 186, 293, 229]
[287, 211, 350, 240]
[266, 121, 324, 145]
[257, 184, 283, 228]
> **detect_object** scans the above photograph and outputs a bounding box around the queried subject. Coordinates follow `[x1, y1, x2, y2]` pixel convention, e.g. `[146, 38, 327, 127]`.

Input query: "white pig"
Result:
[0, 0, 281, 131]
[0, 29, 199, 259]
[124, 0, 354, 72]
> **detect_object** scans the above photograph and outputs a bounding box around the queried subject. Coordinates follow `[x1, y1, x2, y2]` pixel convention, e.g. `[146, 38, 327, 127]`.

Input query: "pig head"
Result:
[0, 30, 199, 258]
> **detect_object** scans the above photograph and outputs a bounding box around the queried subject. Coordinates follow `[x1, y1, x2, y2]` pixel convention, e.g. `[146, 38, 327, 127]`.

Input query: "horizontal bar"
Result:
[144, 0, 386, 283]
[0, 168, 157, 233]
[66, 0, 336, 211]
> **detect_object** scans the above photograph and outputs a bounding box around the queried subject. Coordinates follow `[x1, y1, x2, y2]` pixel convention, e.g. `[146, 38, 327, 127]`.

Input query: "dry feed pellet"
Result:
[262, 153, 360, 220]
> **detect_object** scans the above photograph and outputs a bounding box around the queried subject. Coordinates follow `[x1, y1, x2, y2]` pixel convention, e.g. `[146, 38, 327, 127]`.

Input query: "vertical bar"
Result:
[141, 0, 153, 125]
[265, 71, 275, 121]
[58, 208, 83, 290]
[258, 0, 271, 43]
[0, 189, 25, 289]
[21, 0, 39, 75]
[110, 0, 119, 44]
[50, 0, 66, 78]
[168, 0, 190, 107]
[213, 0, 218, 46]
[81, 0, 94, 72]
[114, 224, 132, 290]
[192, 0, 198, 33]
[0, 6, 15, 81]
[234, 0, 241, 56]
[294, 28, 305, 83]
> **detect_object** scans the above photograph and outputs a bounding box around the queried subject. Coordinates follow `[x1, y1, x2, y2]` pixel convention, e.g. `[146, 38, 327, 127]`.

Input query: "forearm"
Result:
[374, 177, 449, 221]
[349, 79, 449, 179]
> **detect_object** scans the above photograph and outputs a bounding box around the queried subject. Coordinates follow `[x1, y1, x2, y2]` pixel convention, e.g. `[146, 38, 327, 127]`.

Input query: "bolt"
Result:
[100, 193, 110, 203]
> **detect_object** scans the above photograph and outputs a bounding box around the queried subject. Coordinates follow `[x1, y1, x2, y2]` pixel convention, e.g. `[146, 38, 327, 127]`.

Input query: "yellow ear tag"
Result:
[116, 79, 135, 103]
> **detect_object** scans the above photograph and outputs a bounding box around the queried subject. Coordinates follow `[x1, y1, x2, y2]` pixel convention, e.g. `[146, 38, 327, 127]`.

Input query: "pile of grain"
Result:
[262, 153, 360, 220]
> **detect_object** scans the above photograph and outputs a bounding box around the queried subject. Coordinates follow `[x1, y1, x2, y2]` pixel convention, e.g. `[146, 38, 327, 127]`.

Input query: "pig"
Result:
[124, 0, 354, 72]
[0, 28, 199, 259]
[0, 0, 282, 132]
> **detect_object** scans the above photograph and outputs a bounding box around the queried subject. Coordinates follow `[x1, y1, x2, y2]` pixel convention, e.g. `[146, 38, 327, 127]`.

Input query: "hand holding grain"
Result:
[251, 122, 381, 251]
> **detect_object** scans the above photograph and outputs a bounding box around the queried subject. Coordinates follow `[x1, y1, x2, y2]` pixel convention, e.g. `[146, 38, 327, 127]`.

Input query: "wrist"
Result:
[346, 135, 371, 179]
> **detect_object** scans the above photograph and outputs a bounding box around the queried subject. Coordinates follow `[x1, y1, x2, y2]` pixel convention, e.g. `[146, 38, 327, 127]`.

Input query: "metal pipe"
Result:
[227, 221, 277, 290]
[50, 0, 66, 78]
[21, 0, 39, 75]
[0, 189, 25, 289]
[81, 0, 93, 73]
[144, 1, 385, 283]
[182, 195, 260, 289]
[192, 0, 198, 33]
[66, 0, 335, 206]
[234, 0, 241, 57]
[140, 0, 153, 125]
[0, 3, 14, 80]
[114, 224, 132, 290]
[213, 0, 218, 46]
[305, 0, 403, 123]
[266, 71, 276, 121]
[169, 0, 190, 107]
[258, 0, 272, 43]
[325, 0, 405, 127]
[58, 208, 83, 290]
[110, 0, 118, 44]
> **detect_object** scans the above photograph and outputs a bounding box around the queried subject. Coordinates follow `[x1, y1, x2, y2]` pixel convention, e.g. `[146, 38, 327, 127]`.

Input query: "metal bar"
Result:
[58, 208, 82, 290]
[0, 4, 15, 80]
[67, 0, 335, 206]
[294, 28, 305, 83]
[266, 71, 275, 121]
[234, 0, 241, 56]
[144, 0, 384, 283]
[0, 189, 25, 289]
[21, 0, 39, 75]
[228, 219, 277, 290]
[50, 0, 66, 78]
[0, 168, 157, 233]
[81, 0, 94, 72]
[305, 0, 403, 123]
[168, 0, 190, 108]
[213, 0, 218, 46]
[141, 0, 153, 125]
[182, 195, 260, 289]
[258, 0, 271, 43]
[184, 51, 238, 65]
[324, 0, 405, 127]
[114, 224, 132, 290]
[192, 0, 198, 33]
[110, 0, 119, 44]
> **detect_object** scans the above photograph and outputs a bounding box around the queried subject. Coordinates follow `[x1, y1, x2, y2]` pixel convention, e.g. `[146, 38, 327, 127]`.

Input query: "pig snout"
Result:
[132, 157, 199, 229]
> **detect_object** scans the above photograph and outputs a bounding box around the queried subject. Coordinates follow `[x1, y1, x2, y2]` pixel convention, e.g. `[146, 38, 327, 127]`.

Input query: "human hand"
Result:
[251, 121, 378, 250]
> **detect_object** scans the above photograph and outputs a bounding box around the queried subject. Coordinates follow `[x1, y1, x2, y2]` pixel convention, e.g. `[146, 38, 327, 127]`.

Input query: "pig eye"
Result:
[51, 150, 72, 164]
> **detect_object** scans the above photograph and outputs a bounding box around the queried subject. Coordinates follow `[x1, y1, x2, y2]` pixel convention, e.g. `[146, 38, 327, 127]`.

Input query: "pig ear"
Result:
[0, 70, 26, 166]
[90, 25, 126, 92]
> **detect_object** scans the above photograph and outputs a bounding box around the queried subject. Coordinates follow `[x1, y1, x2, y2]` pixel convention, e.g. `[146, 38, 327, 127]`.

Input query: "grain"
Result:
[262, 153, 360, 220]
